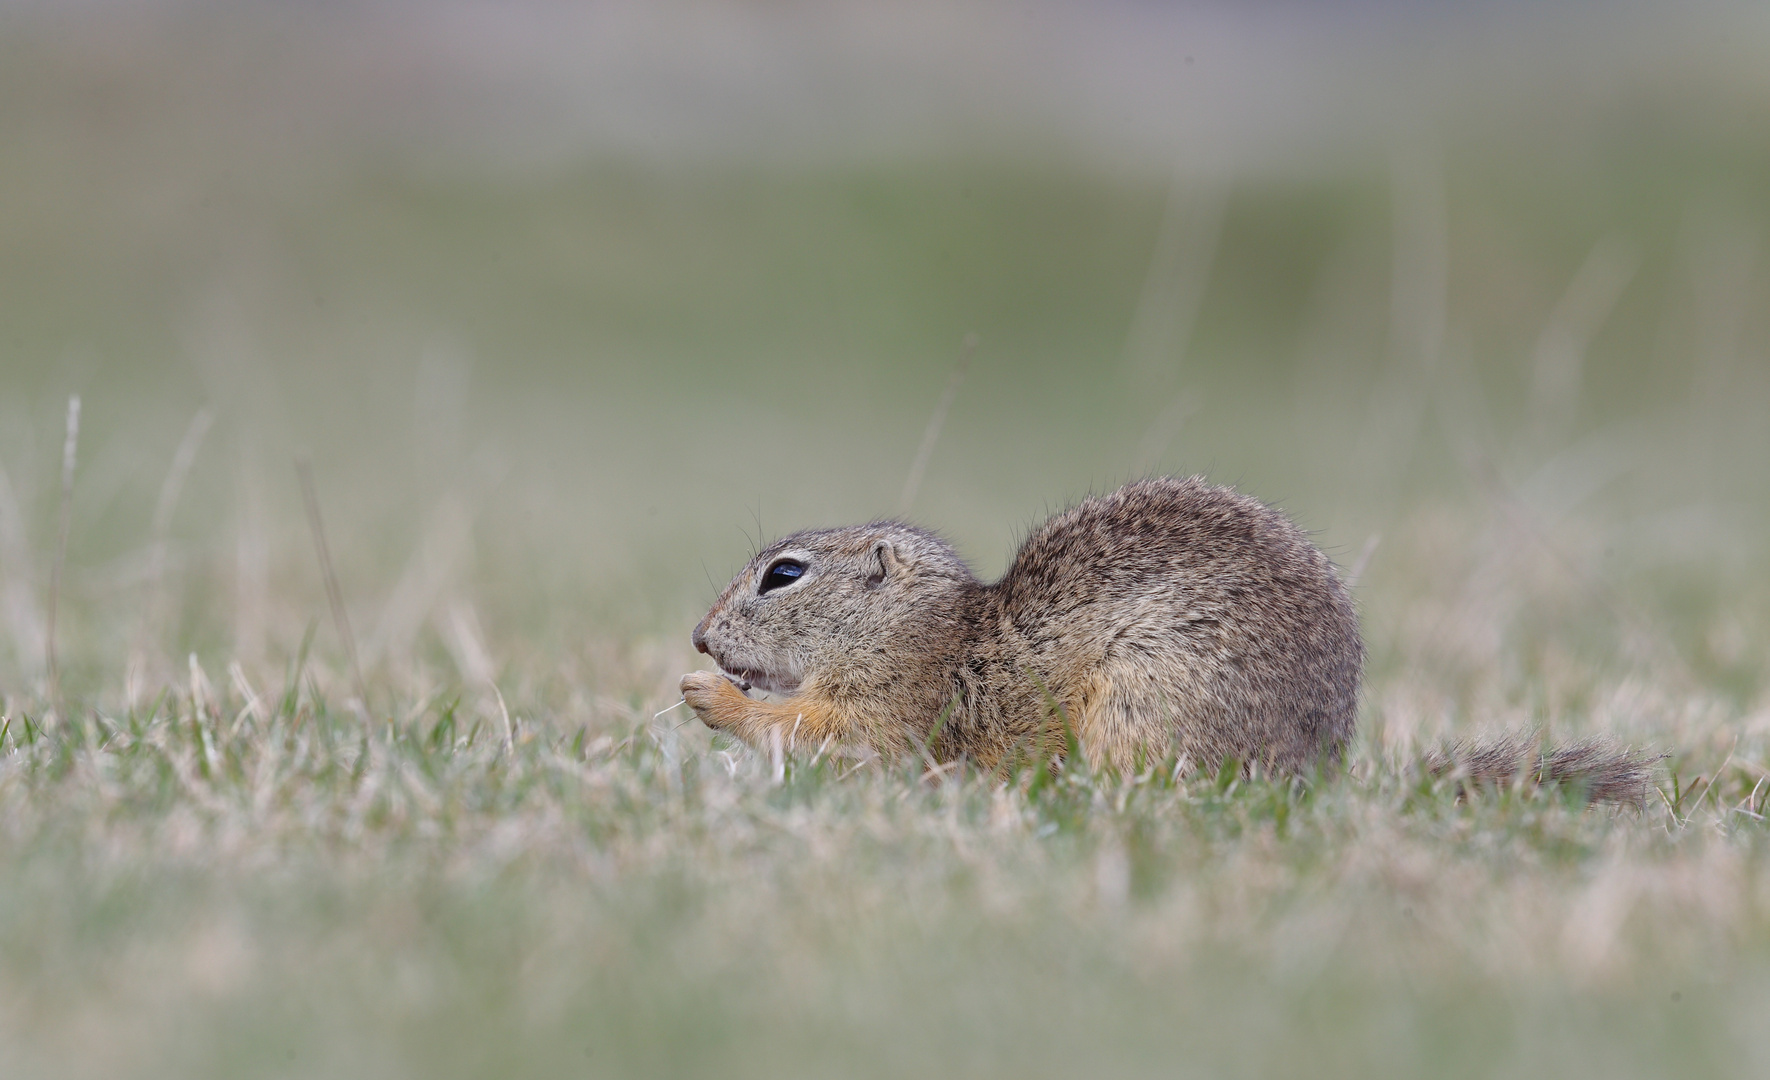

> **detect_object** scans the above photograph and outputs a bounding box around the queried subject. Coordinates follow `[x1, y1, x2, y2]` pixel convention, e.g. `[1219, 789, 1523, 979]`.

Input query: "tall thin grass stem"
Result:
[1344, 533, 1382, 589]
[46, 394, 79, 714]
[296, 456, 368, 710]
[1120, 173, 1226, 391]
[492, 683, 514, 755]
[129, 407, 214, 703]
[897, 333, 976, 517]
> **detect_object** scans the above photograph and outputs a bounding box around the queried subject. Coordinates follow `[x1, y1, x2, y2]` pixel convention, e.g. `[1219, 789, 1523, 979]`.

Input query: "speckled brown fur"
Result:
[683, 476, 1358, 774]
[1426, 734, 1661, 807]
[681, 476, 1653, 800]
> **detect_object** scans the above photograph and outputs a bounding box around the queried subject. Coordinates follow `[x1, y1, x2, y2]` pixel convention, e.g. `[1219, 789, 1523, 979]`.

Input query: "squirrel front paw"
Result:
[680, 670, 748, 729]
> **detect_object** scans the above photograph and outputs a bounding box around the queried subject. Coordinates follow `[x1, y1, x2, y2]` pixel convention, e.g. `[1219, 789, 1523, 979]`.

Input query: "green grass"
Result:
[3, 5, 1770, 1076]
[2, 670, 1765, 1078]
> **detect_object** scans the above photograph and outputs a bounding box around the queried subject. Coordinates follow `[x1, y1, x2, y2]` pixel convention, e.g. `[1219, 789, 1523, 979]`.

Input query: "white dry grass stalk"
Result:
[1344, 532, 1381, 590]
[492, 682, 515, 755]
[1388, 149, 1447, 376]
[897, 333, 977, 517]
[45, 394, 79, 714]
[233, 462, 269, 669]
[1348, 150, 1450, 500]
[1121, 171, 1226, 392]
[227, 659, 267, 729]
[188, 652, 217, 724]
[296, 457, 368, 709]
[1529, 236, 1639, 437]
[442, 599, 495, 687]
[127, 407, 213, 705]
[441, 597, 511, 752]
[365, 495, 473, 672]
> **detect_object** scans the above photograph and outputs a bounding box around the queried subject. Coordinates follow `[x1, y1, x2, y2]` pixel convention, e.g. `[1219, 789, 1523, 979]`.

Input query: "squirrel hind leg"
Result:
[1075, 660, 1344, 779]
[1073, 665, 1218, 777]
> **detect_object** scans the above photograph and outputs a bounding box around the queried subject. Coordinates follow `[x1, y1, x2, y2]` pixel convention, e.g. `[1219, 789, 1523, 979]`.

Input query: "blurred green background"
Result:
[1, 0, 1766, 700]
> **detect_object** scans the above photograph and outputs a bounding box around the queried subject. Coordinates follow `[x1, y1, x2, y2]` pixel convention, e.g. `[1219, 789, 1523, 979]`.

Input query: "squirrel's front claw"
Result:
[680, 670, 747, 729]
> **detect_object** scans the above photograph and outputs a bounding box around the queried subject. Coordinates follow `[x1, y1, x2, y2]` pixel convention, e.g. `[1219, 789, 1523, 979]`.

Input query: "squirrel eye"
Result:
[758, 559, 805, 595]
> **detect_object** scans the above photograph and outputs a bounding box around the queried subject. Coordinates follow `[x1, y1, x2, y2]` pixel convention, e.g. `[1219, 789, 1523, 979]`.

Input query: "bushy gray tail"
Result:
[1426, 734, 1665, 807]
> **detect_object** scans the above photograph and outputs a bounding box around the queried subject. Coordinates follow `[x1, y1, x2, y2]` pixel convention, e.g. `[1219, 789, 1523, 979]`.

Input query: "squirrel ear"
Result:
[867, 538, 903, 587]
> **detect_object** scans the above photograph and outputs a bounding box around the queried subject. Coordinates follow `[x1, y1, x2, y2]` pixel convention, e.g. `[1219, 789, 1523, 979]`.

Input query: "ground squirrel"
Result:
[681, 476, 1656, 801]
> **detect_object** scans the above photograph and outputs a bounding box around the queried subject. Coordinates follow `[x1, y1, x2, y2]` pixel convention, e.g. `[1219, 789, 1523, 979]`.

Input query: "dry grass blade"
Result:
[897, 333, 977, 517]
[45, 393, 79, 715]
[1344, 532, 1382, 589]
[1121, 174, 1226, 391]
[129, 406, 214, 701]
[296, 456, 368, 710]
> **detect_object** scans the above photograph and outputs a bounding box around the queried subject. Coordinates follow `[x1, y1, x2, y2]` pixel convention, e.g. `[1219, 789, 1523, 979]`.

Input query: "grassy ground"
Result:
[2, 4, 1769, 1077]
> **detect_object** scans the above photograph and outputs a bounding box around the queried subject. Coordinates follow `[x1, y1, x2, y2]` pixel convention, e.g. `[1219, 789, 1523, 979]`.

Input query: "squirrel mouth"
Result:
[720, 666, 800, 695]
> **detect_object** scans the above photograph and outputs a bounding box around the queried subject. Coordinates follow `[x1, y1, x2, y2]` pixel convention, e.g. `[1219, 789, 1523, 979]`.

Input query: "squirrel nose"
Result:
[691, 617, 710, 655]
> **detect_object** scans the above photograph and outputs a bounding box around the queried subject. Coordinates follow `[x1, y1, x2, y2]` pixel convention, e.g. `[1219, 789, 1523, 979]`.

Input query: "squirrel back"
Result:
[983, 477, 1360, 772]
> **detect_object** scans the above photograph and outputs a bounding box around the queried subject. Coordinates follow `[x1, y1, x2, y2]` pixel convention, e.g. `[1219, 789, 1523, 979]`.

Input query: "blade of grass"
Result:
[296, 457, 368, 711]
[897, 332, 976, 517]
[45, 394, 79, 717]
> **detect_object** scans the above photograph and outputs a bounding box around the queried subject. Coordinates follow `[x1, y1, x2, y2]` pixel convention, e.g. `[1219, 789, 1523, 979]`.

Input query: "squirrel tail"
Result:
[1425, 733, 1665, 807]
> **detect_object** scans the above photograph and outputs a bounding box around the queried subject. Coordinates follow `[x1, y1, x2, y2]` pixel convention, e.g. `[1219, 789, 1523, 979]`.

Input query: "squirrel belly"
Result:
[682, 476, 1360, 774]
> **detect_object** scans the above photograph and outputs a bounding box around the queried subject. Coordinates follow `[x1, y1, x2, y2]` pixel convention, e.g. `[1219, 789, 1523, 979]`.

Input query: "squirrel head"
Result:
[692, 522, 976, 694]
